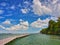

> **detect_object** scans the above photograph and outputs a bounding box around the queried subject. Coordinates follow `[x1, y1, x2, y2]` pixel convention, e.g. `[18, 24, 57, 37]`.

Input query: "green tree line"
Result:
[40, 17, 60, 35]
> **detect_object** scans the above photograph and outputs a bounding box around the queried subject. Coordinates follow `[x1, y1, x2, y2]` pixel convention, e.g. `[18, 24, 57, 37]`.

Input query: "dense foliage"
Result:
[40, 17, 60, 35]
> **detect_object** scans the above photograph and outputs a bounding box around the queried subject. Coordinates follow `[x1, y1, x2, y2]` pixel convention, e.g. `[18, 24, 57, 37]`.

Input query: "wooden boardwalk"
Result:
[0, 34, 28, 45]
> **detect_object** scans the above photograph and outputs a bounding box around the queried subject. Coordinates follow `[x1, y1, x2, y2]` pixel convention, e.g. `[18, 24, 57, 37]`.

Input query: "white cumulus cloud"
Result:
[52, 0, 58, 4]
[0, 19, 29, 30]
[21, 8, 30, 14]
[0, 25, 5, 29]
[50, 17, 58, 22]
[6, 21, 29, 30]
[2, 19, 11, 24]
[30, 18, 50, 28]
[32, 0, 52, 15]
[32, 0, 60, 17]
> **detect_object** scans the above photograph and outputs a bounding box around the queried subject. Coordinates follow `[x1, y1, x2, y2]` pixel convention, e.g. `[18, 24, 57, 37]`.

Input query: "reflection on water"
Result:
[50, 35, 60, 40]
[6, 34, 60, 45]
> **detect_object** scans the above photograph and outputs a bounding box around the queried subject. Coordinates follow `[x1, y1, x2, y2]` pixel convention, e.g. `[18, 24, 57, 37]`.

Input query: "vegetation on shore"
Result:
[40, 17, 60, 35]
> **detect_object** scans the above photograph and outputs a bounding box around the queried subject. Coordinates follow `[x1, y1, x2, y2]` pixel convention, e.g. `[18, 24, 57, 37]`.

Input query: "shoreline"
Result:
[0, 34, 29, 45]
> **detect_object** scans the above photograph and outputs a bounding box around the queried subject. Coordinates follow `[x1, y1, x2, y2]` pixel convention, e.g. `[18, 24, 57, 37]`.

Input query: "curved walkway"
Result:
[0, 34, 28, 45]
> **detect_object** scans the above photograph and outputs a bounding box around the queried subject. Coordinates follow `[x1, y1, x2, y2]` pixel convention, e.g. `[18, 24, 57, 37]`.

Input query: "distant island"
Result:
[40, 17, 60, 35]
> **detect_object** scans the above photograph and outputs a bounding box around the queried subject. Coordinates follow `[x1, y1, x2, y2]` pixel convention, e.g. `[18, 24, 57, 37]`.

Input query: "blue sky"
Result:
[0, 0, 59, 33]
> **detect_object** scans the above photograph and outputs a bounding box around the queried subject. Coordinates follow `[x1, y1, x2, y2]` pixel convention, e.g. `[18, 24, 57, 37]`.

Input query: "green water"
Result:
[6, 34, 60, 45]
